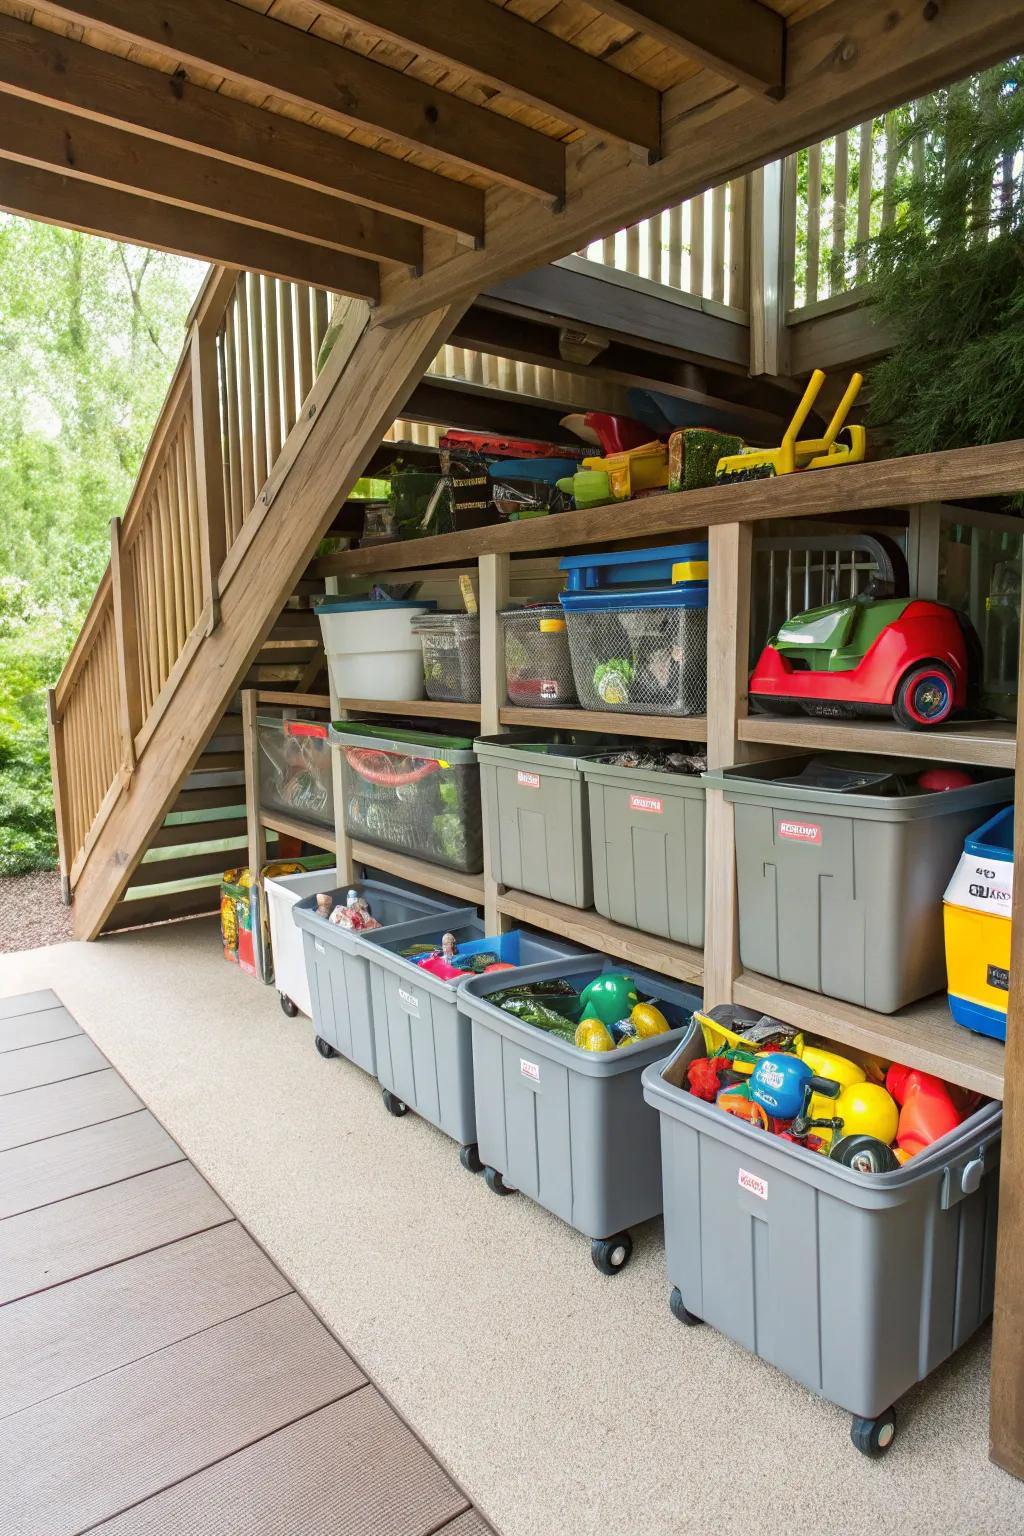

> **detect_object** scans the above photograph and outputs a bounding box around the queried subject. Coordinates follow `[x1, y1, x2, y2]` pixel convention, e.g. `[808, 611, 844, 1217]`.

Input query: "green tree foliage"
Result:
[865, 63, 1024, 456]
[0, 218, 203, 876]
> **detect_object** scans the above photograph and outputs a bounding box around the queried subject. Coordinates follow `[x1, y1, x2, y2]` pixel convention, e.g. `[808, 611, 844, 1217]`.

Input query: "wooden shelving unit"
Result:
[496, 888, 703, 985]
[260, 810, 336, 855]
[498, 707, 707, 740]
[337, 696, 481, 723]
[348, 840, 485, 905]
[733, 971, 1005, 1099]
[739, 713, 1016, 769]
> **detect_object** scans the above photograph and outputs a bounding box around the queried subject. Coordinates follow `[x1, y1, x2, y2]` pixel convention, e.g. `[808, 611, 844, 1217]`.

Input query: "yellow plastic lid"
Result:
[539, 618, 566, 633]
[672, 560, 709, 584]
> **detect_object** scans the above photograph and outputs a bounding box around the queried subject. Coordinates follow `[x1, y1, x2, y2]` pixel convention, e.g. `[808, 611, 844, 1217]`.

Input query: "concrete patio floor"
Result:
[2, 917, 1023, 1536]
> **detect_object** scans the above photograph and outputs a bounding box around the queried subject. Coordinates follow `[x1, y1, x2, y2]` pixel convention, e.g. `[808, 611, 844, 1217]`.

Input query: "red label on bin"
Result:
[630, 793, 663, 815]
[285, 721, 328, 739]
[777, 818, 822, 845]
[517, 770, 541, 789]
[739, 1168, 768, 1200]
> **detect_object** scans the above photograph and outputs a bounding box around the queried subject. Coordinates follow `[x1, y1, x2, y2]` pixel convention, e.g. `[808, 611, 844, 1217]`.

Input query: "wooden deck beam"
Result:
[585, 1, 785, 99]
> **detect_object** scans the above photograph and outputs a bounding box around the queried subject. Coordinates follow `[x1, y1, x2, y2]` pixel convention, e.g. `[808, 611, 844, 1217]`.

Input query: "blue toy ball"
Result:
[749, 1053, 813, 1120]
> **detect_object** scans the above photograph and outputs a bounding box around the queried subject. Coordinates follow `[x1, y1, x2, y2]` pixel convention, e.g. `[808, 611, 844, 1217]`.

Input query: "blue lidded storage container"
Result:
[558, 543, 709, 716]
[944, 804, 1013, 1041]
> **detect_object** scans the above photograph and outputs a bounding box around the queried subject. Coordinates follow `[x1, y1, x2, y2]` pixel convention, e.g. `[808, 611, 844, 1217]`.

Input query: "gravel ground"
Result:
[0, 870, 73, 953]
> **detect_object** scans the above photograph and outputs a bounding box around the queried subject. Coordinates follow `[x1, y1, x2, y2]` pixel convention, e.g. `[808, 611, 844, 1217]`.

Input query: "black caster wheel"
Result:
[279, 992, 299, 1018]
[483, 1166, 515, 1195]
[314, 1035, 337, 1059]
[669, 1287, 703, 1326]
[591, 1232, 633, 1275]
[850, 1407, 896, 1458]
[382, 1089, 408, 1118]
[459, 1143, 483, 1173]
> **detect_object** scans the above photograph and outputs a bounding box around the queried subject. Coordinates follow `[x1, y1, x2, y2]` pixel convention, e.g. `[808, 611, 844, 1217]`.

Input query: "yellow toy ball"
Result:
[575, 1017, 615, 1052]
[630, 1002, 670, 1038]
[833, 1081, 899, 1148]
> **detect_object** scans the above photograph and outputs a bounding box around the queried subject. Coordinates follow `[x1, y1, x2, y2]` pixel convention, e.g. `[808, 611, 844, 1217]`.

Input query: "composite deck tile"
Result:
[0, 1222, 291, 1417]
[0, 1070, 141, 1152]
[441, 1514, 500, 1536]
[0, 1004, 81, 1053]
[0, 1160, 231, 1303]
[0, 1293, 366, 1536]
[1, 1034, 107, 1095]
[0, 990, 61, 1020]
[89, 1387, 471, 1536]
[0, 1111, 182, 1219]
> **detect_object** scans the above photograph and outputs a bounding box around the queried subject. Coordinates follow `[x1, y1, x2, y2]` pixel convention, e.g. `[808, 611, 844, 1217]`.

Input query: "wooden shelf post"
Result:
[702, 521, 755, 1004]
[241, 688, 267, 876]
[109, 515, 143, 785]
[479, 551, 511, 933]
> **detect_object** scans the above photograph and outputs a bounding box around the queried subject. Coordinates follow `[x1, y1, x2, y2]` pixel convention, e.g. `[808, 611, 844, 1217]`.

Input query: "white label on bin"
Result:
[520, 1058, 540, 1082]
[314, 940, 325, 954]
[517, 770, 541, 790]
[777, 818, 822, 845]
[738, 1168, 768, 1200]
[398, 986, 421, 1016]
[630, 793, 663, 815]
[944, 851, 1013, 916]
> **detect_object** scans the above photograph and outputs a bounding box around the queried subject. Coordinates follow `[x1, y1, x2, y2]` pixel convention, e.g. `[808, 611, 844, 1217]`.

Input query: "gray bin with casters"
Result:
[360, 915, 581, 1170]
[583, 752, 706, 946]
[705, 754, 1014, 1013]
[474, 732, 611, 909]
[642, 1038, 1001, 1457]
[292, 881, 474, 1073]
[461, 955, 701, 1272]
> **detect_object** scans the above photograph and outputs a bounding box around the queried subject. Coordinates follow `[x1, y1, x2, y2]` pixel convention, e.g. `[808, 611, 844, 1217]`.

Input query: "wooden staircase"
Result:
[49, 266, 462, 939]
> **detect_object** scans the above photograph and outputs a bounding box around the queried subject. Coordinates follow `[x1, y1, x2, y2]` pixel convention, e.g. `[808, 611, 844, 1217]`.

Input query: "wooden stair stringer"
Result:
[72, 300, 467, 941]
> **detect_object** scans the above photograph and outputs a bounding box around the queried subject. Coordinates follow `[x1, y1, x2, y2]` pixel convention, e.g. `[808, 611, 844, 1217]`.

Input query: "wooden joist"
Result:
[0, 160, 380, 298]
[585, 1, 785, 99]
[0, 92, 421, 268]
[33, 0, 566, 199]
[313, 0, 662, 152]
[0, 10, 483, 238]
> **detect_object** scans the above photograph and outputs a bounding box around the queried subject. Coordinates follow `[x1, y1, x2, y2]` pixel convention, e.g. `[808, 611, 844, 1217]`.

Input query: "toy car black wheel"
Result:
[591, 1233, 633, 1275]
[669, 1286, 703, 1326]
[459, 1142, 483, 1173]
[893, 662, 955, 728]
[850, 1407, 897, 1458]
[483, 1166, 515, 1195]
[279, 992, 299, 1018]
[382, 1089, 408, 1117]
[314, 1035, 337, 1059]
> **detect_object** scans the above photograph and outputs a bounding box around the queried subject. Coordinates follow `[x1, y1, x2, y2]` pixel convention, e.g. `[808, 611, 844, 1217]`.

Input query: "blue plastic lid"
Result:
[964, 804, 1013, 860]
[560, 542, 707, 572]
[317, 598, 437, 614]
[560, 585, 708, 612]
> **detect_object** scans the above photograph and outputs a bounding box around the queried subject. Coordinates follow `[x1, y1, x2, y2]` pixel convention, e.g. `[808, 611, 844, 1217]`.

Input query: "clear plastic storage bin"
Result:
[501, 605, 577, 707]
[329, 722, 484, 874]
[257, 717, 333, 829]
[410, 613, 481, 703]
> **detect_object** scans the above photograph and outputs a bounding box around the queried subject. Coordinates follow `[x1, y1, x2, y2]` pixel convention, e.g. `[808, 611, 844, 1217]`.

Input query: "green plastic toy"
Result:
[578, 972, 639, 1027]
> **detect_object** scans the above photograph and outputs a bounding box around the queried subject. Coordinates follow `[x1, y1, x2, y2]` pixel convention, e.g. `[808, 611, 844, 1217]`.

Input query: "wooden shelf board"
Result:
[260, 811, 337, 855]
[255, 691, 331, 710]
[337, 696, 481, 723]
[349, 840, 484, 905]
[499, 707, 707, 740]
[733, 971, 1005, 1099]
[738, 713, 1016, 768]
[496, 888, 704, 986]
[313, 440, 1024, 577]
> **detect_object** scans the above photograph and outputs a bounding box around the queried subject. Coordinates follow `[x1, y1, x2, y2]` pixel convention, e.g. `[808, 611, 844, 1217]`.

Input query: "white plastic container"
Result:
[316, 599, 435, 701]
[265, 867, 338, 1016]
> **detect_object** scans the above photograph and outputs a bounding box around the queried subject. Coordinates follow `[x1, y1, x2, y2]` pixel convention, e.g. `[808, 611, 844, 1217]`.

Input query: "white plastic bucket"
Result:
[317, 600, 434, 700]
[265, 867, 337, 1015]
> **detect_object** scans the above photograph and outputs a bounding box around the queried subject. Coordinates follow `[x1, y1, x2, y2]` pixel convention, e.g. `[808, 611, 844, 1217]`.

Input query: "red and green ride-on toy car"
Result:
[749, 593, 979, 728]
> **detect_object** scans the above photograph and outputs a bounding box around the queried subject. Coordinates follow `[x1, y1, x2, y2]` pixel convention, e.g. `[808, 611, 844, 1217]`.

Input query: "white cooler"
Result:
[316, 598, 435, 701]
[265, 867, 338, 1016]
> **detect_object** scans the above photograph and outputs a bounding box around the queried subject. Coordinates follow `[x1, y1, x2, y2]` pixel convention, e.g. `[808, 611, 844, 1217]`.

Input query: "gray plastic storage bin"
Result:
[361, 915, 581, 1167]
[474, 733, 609, 909]
[461, 955, 701, 1270]
[643, 1037, 1001, 1453]
[583, 753, 706, 946]
[706, 754, 1014, 1013]
[292, 881, 474, 1073]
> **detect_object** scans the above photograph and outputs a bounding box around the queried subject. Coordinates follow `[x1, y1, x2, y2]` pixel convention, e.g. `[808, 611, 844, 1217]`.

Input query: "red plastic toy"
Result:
[886, 1064, 963, 1155]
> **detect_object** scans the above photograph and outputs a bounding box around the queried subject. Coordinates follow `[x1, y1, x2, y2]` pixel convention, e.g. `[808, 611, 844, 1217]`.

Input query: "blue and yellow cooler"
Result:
[943, 805, 1013, 1040]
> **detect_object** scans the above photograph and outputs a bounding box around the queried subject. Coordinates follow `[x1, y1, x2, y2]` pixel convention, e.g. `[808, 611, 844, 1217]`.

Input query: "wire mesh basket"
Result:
[501, 606, 578, 707]
[257, 718, 333, 828]
[331, 724, 484, 873]
[410, 614, 481, 703]
[561, 600, 708, 716]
